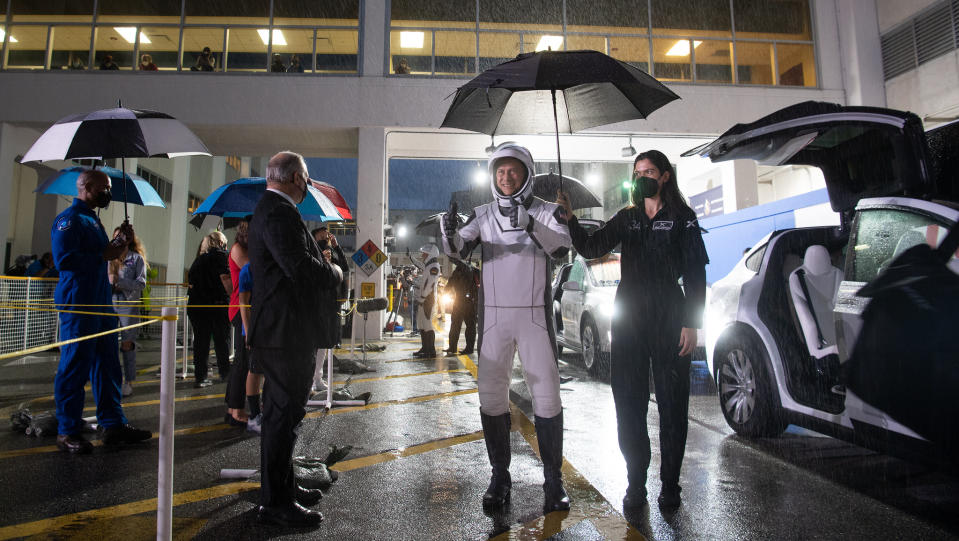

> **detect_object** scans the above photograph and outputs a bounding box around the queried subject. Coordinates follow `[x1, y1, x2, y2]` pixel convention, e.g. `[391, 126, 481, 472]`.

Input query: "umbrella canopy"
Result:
[310, 180, 352, 220]
[191, 177, 343, 224]
[415, 212, 470, 238]
[441, 50, 679, 136]
[36, 165, 165, 207]
[532, 173, 600, 209]
[21, 107, 210, 162]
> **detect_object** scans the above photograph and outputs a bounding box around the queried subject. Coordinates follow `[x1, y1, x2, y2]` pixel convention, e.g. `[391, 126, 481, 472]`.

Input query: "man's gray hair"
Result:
[266, 151, 306, 184]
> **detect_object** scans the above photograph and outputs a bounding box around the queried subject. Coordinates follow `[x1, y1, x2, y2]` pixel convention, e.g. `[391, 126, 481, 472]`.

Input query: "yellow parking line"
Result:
[304, 388, 477, 420]
[332, 430, 484, 472]
[340, 368, 469, 384]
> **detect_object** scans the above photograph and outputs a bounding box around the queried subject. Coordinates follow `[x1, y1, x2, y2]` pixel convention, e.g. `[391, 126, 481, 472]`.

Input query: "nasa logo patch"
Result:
[652, 220, 673, 231]
[56, 218, 72, 231]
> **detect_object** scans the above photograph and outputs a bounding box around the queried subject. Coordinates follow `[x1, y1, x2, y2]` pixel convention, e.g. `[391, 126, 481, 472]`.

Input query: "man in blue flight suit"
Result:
[51, 169, 151, 453]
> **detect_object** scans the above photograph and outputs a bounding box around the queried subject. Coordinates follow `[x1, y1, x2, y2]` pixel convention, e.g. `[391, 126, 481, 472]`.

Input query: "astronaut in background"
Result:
[411, 243, 441, 357]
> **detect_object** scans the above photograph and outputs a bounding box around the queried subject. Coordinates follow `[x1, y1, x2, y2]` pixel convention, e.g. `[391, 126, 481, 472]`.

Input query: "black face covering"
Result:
[317, 239, 329, 250]
[631, 175, 660, 203]
[94, 189, 112, 208]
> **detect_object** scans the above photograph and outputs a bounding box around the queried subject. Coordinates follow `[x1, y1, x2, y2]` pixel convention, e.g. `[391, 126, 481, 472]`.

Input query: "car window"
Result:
[587, 254, 621, 286]
[744, 244, 767, 272]
[567, 260, 586, 286]
[849, 209, 955, 282]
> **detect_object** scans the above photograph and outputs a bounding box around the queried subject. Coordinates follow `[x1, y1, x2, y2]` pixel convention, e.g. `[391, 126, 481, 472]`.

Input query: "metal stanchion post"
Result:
[158, 307, 177, 540]
[22, 279, 31, 350]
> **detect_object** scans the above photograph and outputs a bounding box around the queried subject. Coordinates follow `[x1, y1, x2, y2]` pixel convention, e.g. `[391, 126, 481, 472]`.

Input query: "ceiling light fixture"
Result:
[0, 29, 17, 43]
[621, 135, 637, 157]
[257, 29, 286, 46]
[535, 35, 563, 52]
[665, 39, 702, 57]
[400, 31, 425, 49]
[114, 27, 150, 44]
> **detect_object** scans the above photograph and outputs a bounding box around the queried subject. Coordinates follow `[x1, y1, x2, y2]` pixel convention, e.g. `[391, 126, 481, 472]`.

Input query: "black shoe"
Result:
[459, 348, 474, 355]
[296, 485, 324, 506]
[194, 378, 212, 388]
[257, 503, 323, 527]
[443, 348, 457, 354]
[101, 424, 152, 445]
[223, 413, 247, 428]
[56, 433, 93, 454]
[413, 350, 436, 358]
[623, 486, 648, 509]
[657, 485, 681, 510]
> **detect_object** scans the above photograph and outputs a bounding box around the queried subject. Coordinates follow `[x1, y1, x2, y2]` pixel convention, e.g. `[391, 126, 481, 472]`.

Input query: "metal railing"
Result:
[0, 276, 59, 355]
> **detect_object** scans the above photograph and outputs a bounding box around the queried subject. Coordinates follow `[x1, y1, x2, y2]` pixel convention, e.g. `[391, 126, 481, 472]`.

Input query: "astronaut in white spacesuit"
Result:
[411, 243, 441, 357]
[441, 143, 572, 513]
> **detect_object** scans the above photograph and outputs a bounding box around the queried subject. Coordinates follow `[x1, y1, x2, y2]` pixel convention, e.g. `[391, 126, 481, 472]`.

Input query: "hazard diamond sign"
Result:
[353, 239, 386, 276]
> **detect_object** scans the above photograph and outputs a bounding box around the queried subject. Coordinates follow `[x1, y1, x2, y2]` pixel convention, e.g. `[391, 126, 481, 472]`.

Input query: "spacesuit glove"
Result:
[509, 199, 530, 229]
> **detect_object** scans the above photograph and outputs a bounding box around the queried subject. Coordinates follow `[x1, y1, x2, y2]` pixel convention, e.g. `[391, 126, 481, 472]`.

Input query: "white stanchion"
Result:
[219, 468, 258, 479]
[157, 307, 177, 541]
[306, 348, 366, 408]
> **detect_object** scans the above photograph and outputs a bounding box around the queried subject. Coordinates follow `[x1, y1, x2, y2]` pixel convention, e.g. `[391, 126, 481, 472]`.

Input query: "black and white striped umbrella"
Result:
[20, 106, 210, 162]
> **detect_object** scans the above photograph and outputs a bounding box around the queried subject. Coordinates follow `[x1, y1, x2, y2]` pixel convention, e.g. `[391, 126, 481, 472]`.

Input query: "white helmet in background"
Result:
[419, 243, 440, 259]
[488, 142, 535, 207]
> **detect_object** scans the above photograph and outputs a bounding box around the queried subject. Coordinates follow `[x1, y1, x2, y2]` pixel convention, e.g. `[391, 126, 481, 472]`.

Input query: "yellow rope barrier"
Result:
[0, 317, 170, 362]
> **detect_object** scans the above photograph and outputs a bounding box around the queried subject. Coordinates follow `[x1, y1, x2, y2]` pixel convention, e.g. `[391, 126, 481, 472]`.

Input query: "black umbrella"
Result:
[415, 212, 470, 238]
[21, 105, 210, 221]
[533, 173, 600, 209]
[441, 49, 679, 188]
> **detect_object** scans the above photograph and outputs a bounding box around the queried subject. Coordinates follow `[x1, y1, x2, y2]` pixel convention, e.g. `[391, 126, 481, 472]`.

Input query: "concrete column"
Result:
[361, 0, 387, 77]
[836, 0, 887, 106]
[352, 126, 387, 340]
[0, 123, 39, 267]
[240, 157, 252, 178]
[210, 156, 226, 192]
[166, 157, 191, 283]
[720, 159, 759, 213]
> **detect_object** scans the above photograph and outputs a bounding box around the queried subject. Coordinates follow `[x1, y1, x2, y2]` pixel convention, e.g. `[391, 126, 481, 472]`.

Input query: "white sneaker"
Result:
[121, 383, 134, 397]
[246, 414, 262, 434]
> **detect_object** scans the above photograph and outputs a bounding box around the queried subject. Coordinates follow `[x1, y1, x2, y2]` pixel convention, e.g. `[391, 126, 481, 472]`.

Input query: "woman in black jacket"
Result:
[187, 231, 232, 388]
[558, 150, 708, 511]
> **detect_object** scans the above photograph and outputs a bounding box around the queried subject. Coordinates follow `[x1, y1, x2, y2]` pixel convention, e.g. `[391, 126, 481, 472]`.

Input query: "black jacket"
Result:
[248, 190, 341, 350]
[315, 240, 349, 348]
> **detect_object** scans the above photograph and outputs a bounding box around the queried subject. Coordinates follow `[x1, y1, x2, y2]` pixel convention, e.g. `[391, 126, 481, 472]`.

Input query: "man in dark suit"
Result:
[248, 151, 342, 527]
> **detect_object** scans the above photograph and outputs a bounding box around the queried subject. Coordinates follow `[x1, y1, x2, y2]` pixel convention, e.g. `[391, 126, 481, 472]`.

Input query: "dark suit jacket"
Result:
[248, 190, 341, 350]
[315, 241, 349, 348]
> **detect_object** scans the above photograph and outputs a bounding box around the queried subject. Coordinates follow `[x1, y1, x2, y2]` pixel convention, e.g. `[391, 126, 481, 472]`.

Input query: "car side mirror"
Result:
[561, 280, 581, 292]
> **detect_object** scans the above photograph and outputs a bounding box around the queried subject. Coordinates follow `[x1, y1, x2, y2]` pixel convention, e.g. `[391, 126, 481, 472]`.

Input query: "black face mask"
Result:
[631, 175, 660, 203]
[94, 189, 112, 209]
[317, 239, 329, 250]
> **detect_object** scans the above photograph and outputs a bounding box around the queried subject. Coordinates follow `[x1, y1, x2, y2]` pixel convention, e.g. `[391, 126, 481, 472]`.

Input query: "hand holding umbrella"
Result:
[556, 191, 574, 219]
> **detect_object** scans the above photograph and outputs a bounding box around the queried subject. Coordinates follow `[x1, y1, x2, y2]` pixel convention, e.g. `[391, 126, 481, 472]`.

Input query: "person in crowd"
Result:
[287, 54, 305, 73]
[442, 142, 572, 512]
[270, 54, 286, 73]
[68, 54, 86, 70]
[410, 244, 441, 357]
[26, 252, 58, 278]
[443, 258, 477, 355]
[557, 149, 708, 512]
[236, 261, 265, 434]
[187, 231, 232, 388]
[50, 170, 151, 453]
[108, 228, 147, 398]
[99, 54, 119, 70]
[311, 226, 348, 393]
[395, 58, 411, 74]
[191, 47, 215, 71]
[407, 266, 419, 334]
[248, 151, 340, 527]
[226, 220, 251, 426]
[139, 54, 158, 71]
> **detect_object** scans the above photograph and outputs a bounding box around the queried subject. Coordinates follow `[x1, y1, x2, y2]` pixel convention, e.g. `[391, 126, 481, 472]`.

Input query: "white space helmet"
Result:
[419, 243, 439, 259]
[488, 142, 535, 207]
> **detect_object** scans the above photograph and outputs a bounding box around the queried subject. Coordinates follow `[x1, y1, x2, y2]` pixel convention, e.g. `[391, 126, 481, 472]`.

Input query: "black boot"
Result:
[414, 331, 436, 357]
[536, 412, 571, 512]
[480, 411, 512, 508]
[460, 337, 474, 355]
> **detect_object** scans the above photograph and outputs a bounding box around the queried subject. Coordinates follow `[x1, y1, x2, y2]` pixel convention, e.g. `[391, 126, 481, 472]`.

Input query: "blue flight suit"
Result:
[51, 198, 127, 436]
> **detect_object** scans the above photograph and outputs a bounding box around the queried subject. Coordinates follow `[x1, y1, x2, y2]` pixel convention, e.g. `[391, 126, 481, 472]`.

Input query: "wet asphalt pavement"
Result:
[0, 322, 958, 540]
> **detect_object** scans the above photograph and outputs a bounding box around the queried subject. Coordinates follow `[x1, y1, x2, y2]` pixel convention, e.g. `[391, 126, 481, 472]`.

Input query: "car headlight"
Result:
[600, 303, 616, 319]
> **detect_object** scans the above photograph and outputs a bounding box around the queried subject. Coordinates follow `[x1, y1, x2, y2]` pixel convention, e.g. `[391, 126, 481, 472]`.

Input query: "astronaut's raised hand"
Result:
[442, 202, 459, 237]
[509, 198, 530, 229]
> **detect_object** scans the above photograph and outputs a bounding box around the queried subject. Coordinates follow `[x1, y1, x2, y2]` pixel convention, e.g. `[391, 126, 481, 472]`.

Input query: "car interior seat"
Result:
[788, 244, 844, 359]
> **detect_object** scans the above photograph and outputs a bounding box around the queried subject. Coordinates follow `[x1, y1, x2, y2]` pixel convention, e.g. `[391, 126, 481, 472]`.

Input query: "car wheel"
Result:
[581, 317, 609, 379]
[716, 334, 784, 438]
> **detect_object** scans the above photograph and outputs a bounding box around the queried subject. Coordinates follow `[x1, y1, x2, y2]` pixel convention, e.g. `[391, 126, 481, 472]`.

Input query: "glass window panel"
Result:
[609, 36, 649, 72]
[652, 38, 691, 81]
[390, 0, 475, 27]
[480, 0, 561, 26]
[183, 28, 223, 72]
[4, 26, 49, 69]
[93, 25, 137, 69]
[733, 0, 811, 40]
[97, 0, 180, 23]
[651, 0, 731, 37]
[390, 29, 433, 74]
[138, 26, 180, 70]
[695, 40, 732, 83]
[566, 0, 647, 33]
[478, 31, 519, 71]
[315, 29, 358, 73]
[274, 0, 359, 26]
[51, 25, 93, 70]
[776, 43, 816, 87]
[225, 27, 267, 72]
[185, 0, 269, 25]
[736, 41, 774, 84]
[11, 0, 94, 22]
[567, 34, 607, 54]
[435, 30, 475, 75]
[271, 28, 315, 73]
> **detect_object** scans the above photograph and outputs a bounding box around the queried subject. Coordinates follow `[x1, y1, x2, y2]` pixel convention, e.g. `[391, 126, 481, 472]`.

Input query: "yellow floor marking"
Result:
[84, 392, 227, 412]
[332, 430, 485, 472]
[0, 482, 256, 541]
[303, 388, 477, 420]
[20, 516, 207, 541]
[336, 368, 469, 384]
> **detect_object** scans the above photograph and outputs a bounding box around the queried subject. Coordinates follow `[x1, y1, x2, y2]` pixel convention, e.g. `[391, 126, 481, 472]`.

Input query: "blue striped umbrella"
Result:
[35, 165, 165, 207]
[191, 177, 343, 224]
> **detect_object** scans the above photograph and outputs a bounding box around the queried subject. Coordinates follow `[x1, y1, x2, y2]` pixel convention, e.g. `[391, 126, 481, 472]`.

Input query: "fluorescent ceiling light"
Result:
[400, 31, 424, 49]
[535, 35, 563, 52]
[665, 39, 702, 57]
[0, 29, 16, 43]
[257, 29, 287, 46]
[114, 27, 150, 44]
